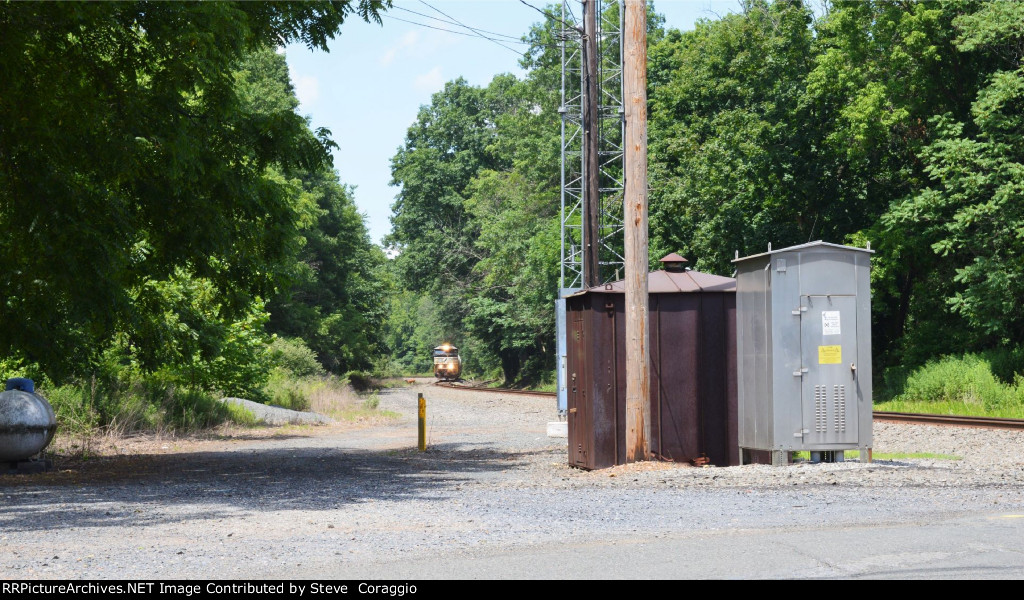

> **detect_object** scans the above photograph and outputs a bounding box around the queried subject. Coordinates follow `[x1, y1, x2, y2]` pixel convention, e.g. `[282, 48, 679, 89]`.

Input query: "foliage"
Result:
[42, 377, 257, 436]
[385, 15, 571, 383]
[343, 370, 375, 392]
[268, 337, 326, 379]
[648, 0, 818, 273]
[0, 2, 385, 380]
[808, 0, 999, 368]
[262, 368, 312, 412]
[878, 1, 1024, 359]
[876, 352, 1024, 419]
[641, 0, 1024, 385]
[123, 267, 273, 400]
[266, 169, 389, 374]
[0, 2, 393, 433]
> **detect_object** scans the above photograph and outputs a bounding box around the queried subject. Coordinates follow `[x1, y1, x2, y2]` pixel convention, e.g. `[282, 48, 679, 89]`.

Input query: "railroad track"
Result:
[433, 381, 557, 399]
[872, 411, 1024, 430]
[434, 382, 1024, 431]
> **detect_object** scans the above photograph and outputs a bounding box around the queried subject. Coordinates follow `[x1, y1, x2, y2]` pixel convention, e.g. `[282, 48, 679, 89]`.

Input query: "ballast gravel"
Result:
[1, 380, 1022, 579]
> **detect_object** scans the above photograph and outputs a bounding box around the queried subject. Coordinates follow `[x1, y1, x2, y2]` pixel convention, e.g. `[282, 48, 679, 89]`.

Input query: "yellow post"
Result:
[418, 393, 426, 452]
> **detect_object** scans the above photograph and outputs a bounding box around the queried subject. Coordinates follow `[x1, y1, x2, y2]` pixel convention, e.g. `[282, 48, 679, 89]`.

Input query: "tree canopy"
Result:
[0, 1, 388, 385]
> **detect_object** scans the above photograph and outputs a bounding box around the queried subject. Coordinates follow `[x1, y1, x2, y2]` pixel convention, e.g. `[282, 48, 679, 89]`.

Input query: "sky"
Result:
[284, 0, 743, 245]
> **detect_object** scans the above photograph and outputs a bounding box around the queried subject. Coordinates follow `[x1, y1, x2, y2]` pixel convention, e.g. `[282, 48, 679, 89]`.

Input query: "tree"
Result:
[0, 1, 388, 379]
[804, 1, 994, 367]
[878, 2, 1024, 362]
[267, 168, 389, 374]
[647, 0, 818, 273]
[386, 67, 562, 382]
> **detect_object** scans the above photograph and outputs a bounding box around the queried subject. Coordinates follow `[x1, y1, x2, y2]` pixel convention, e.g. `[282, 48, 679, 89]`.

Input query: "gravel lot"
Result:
[2, 379, 1023, 579]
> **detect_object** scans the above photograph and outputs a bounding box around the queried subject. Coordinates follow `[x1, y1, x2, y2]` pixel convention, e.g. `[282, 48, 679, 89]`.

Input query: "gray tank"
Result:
[0, 378, 57, 462]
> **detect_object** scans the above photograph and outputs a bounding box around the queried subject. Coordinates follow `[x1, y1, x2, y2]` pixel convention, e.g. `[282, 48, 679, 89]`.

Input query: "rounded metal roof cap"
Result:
[659, 252, 688, 263]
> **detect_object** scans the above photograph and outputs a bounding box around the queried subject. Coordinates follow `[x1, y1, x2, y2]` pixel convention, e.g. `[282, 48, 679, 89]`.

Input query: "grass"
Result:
[43, 379, 260, 438]
[874, 399, 1024, 419]
[792, 450, 962, 461]
[306, 379, 400, 423]
[37, 367, 401, 461]
[876, 353, 1024, 419]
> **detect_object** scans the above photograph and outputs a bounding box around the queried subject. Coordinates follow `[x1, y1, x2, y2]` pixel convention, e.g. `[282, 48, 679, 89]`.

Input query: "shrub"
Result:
[262, 367, 312, 412]
[343, 370, 374, 391]
[983, 346, 1024, 385]
[894, 353, 1019, 408]
[268, 337, 325, 378]
[40, 374, 257, 437]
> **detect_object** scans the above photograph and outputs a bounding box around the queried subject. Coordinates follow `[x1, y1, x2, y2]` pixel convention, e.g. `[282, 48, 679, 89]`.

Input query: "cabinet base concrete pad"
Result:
[547, 421, 568, 438]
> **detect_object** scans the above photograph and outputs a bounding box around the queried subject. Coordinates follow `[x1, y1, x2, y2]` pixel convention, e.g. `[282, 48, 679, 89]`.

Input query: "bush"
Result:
[893, 353, 1021, 408]
[262, 367, 312, 412]
[983, 346, 1024, 385]
[42, 384, 101, 436]
[0, 353, 47, 385]
[268, 337, 325, 378]
[343, 370, 374, 391]
[40, 374, 257, 436]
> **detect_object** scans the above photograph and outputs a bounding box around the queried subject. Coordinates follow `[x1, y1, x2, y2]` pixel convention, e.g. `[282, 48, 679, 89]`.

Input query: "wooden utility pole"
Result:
[623, 0, 649, 462]
[582, 0, 601, 288]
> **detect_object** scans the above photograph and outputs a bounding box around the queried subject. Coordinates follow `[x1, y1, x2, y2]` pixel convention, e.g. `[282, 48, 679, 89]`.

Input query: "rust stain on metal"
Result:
[565, 262, 740, 470]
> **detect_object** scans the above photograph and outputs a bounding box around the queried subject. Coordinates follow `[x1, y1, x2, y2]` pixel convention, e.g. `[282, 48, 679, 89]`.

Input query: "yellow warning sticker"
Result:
[819, 345, 842, 364]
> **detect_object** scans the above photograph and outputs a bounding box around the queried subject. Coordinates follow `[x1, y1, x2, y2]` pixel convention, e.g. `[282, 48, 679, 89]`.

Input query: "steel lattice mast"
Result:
[556, 1, 625, 415]
[558, 0, 624, 295]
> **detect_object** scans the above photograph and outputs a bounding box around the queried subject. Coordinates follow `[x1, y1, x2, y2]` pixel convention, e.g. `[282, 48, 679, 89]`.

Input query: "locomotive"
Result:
[432, 343, 461, 381]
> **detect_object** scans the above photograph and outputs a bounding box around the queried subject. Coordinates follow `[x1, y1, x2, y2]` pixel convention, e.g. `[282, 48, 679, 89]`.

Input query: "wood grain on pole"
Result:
[623, 0, 649, 462]
[582, 0, 601, 288]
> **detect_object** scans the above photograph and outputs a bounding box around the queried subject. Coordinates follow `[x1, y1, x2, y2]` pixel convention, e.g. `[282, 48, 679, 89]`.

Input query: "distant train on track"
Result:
[432, 343, 462, 381]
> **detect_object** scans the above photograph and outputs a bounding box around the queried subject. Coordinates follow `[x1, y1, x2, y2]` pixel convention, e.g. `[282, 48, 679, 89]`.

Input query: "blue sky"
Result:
[284, 1, 742, 245]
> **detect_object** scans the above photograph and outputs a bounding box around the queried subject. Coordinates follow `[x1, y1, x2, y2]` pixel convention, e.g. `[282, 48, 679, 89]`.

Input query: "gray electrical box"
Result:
[733, 241, 873, 464]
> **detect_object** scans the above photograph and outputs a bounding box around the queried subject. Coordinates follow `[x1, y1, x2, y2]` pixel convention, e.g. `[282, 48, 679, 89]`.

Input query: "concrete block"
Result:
[547, 421, 567, 438]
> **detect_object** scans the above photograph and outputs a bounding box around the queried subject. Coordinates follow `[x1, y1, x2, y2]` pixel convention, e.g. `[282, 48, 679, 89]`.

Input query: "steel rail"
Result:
[435, 383, 1024, 430]
[433, 381, 557, 398]
[872, 411, 1024, 430]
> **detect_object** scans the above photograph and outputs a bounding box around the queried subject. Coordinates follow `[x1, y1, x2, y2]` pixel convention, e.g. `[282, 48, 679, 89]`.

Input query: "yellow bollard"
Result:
[418, 393, 426, 452]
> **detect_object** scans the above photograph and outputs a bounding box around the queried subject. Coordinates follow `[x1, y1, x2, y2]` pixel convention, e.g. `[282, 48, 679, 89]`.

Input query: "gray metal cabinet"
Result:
[733, 242, 873, 463]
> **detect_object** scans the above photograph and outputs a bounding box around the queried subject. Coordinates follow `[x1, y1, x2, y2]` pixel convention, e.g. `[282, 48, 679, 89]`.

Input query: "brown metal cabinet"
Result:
[565, 255, 739, 469]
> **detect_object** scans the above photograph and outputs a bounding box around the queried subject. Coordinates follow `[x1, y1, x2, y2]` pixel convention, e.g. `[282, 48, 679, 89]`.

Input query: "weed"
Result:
[876, 353, 1024, 418]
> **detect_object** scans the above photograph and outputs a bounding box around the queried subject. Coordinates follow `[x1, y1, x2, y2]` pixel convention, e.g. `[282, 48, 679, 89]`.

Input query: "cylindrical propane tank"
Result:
[0, 378, 57, 462]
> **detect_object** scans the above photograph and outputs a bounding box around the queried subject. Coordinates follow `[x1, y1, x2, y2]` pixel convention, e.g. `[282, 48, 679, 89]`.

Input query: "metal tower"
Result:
[559, 0, 625, 294]
[556, 0, 625, 414]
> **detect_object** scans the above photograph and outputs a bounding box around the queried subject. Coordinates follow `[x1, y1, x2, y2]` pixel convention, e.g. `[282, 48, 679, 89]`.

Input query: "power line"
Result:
[391, 5, 525, 42]
[565, 0, 578, 24]
[380, 5, 566, 60]
[382, 13, 530, 53]
[519, 0, 582, 33]
[418, 0, 525, 57]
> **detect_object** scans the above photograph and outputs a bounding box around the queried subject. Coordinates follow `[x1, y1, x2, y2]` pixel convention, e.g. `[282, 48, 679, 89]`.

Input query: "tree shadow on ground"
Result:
[0, 441, 563, 533]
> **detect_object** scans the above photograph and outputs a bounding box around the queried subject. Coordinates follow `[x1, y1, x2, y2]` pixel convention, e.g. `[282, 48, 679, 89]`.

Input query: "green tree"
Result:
[647, 0, 818, 274]
[0, 1, 387, 379]
[879, 1, 1024, 363]
[267, 169, 389, 374]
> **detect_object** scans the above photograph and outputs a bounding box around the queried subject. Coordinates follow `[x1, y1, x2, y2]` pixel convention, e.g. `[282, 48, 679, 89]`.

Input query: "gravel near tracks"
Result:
[1, 379, 1023, 579]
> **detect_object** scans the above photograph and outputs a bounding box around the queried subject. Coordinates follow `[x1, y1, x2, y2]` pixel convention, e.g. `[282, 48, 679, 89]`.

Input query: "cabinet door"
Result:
[567, 309, 589, 467]
[801, 295, 859, 445]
